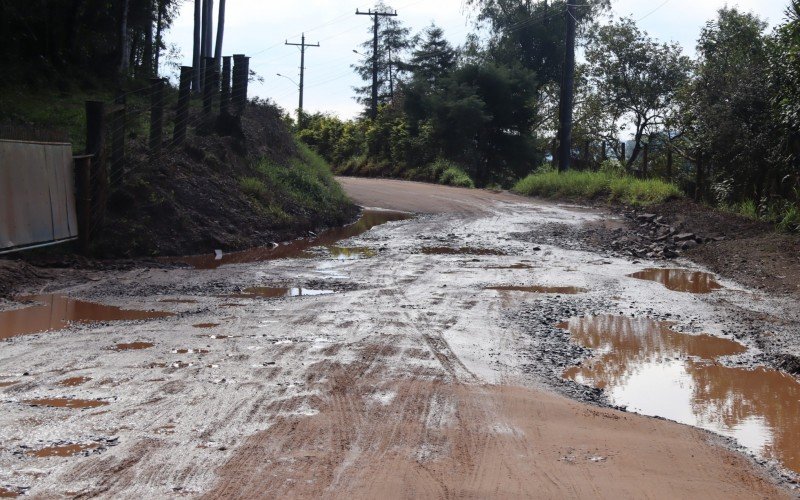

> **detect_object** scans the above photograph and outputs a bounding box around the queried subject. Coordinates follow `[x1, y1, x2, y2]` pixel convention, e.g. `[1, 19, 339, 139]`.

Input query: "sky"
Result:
[164, 0, 789, 119]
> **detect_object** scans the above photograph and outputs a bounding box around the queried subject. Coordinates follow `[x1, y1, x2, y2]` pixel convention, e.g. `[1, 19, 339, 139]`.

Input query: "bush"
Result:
[439, 165, 475, 188]
[513, 170, 682, 206]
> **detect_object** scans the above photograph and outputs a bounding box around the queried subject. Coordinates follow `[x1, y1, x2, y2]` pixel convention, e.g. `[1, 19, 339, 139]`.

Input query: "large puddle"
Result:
[0, 295, 174, 340]
[561, 315, 800, 475]
[231, 287, 336, 299]
[629, 268, 723, 293]
[176, 209, 410, 269]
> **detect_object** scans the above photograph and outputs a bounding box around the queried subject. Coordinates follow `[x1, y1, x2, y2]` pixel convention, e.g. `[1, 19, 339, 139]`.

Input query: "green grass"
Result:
[438, 164, 475, 188]
[253, 141, 350, 214]
[513, 170, 682, 206]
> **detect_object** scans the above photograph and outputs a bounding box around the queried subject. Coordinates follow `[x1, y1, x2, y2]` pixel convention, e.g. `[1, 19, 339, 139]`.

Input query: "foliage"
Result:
[436, 161, 476, 188]
[585, 18, 692, 169]
[513, 170, 681, 206]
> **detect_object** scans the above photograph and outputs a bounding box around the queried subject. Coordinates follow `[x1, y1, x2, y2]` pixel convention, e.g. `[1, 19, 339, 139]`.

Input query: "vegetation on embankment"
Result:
[513, 168, 682, 207]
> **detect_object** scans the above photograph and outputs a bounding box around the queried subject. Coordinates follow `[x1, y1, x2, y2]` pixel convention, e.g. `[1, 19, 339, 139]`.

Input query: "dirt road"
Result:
[0, 178, 796, 498]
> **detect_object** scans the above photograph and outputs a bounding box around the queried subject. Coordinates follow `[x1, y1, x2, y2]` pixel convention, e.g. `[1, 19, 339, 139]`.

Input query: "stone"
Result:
[675, 232, 696, 242]
[680, 239, 698, 250]
[637, 213, 657, 222]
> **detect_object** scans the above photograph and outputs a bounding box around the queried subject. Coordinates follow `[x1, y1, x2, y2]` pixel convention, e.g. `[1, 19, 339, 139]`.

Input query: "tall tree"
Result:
[406, 23, 458, 88]
[585, 18, 692, 169]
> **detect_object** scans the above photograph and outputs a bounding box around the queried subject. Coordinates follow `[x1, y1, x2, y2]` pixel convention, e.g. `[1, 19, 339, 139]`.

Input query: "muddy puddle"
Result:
[24, 398, 109, 409]
[0, 487, 18, 498]
[175, 209, 410, 269]
[115, 342, 155, 351]
[629, 268, 723, 293]
[230, 287, 336, 299]
[29, 443, 99, 458]
[0, 295, 174, 340]
[561, 315, 800, 474]
[487, 285, 586, 294]
[422, 246, 507, 256]
[192, 323, 220, 329]
[58, 377, 91, 387]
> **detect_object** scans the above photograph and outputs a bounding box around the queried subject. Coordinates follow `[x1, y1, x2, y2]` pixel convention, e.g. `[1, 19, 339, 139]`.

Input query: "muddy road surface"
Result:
[0, 178, 798, 498]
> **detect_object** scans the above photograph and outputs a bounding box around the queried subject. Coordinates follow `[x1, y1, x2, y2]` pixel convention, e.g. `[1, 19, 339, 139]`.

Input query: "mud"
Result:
[115, 342, 155, 351]
[192, 323, 220, 329]
[57, 377, 92, 387]
[0, 180, 795, 497]
[173, 209, 410, 269]
[29, 443, 100, 458]
[629, 268, 724, 293]
[488, 285, 587, 294]
[24, 398, 108, 409]
[421, 246, 507, 256]
[0, 294, 173, 340]
[561, 314, 800, 475]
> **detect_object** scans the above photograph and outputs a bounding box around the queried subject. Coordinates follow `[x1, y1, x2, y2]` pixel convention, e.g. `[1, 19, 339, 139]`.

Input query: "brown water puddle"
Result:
[25, 398, 109, 409]
[629, 268, 723, 293]
[0, 295, 174, 340]
[29, 443, 99, 458]
[487, 285, 586, 294]
[561, 315, 800, 474]
[174, 209, 411, 269]
[0, 381, 17, 388]
[193, 323, 220, 329]
[421, 246, 507, 256]
[327, 246, 377, 259]
[485, 263, 534, 270]
[58, 377, 91, 387]
[158, 299, 199, 304]
[230, 287, 336, 299]
[115, 342, 155, 351]
[0, 487, 18, 498]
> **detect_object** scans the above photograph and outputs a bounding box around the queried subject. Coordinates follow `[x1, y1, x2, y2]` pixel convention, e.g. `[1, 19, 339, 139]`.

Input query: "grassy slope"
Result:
[1, 84, 356, 258]
[513, 170, 682, 206]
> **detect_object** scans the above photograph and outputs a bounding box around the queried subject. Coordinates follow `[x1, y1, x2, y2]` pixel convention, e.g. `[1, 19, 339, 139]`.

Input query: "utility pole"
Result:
[285, 33, 320, 127]
[356, 8, 397, 119]
[557, 1, 577, 172]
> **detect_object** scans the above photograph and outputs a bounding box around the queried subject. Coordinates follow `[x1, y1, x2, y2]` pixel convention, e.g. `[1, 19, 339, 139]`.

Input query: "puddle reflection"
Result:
[561, 315, 800, 474]
[175, 209, 410, 269]
[629, 268, 723, 293]
[0, 295, 174, 340]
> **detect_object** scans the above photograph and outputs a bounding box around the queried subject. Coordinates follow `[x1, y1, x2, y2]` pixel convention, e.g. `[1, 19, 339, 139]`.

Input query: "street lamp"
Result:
[276, 73, 299, 88]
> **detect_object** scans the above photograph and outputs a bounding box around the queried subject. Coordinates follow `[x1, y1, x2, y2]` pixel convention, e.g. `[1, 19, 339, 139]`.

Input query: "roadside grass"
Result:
[513, 170, 682, 206]
[248, 141, 351, 222]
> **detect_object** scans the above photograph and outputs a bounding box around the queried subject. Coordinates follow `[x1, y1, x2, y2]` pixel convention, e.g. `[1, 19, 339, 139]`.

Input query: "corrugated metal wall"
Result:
[0, 140, 78, 251]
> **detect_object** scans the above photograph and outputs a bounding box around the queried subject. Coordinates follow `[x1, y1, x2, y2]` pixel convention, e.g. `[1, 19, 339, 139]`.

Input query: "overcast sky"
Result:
[164, 0, 789, 119]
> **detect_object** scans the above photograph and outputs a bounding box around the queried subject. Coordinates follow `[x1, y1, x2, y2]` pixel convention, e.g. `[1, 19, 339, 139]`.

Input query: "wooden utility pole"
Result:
[356, 8, 397, 120]
[192, 0, 201, 90]
[214, 0, 226, 66]
[285, 33, 320, 126]
[556, 1, 577, 172]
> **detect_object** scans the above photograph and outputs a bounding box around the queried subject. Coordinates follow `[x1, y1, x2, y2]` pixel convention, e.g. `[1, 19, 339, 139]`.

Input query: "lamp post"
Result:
[276, 73, 301, 125]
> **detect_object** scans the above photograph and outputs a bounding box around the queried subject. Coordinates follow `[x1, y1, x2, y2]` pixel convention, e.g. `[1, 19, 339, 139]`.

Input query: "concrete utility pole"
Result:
[557, 1, 577, 172]
[285, 33, 320, 126]
[356, 8, 397, 120]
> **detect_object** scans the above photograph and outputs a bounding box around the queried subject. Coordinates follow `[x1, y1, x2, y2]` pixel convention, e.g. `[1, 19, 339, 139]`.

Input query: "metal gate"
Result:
[0, 139, 78, 254]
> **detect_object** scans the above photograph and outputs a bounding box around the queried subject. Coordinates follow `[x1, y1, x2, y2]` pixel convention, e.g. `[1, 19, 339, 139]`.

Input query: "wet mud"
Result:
[421, 246, 507, 256]
[57, 377, 91, 387]
[0, 295, 173, 340]
[115, 342, 155, 351]
[174, 209, 410, 269]
[24, 398, 109, 409]
[560, 315, 800, 475]
[488, 285, 586, 295]
[629, 268, 723, 293]
[28, 443, 99, 458]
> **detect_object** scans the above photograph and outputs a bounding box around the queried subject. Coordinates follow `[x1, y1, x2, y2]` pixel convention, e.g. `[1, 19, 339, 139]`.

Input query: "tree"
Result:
[352, 2, 411, 115]
[585, 18, 692, 169]
[405, 23, 458, 89]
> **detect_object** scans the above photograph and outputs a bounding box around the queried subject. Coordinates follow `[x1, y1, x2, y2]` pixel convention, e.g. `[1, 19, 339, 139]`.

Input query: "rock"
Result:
[663, 247, 679, 259]
[675, 232, 696, 242]
[680, 240, 698, 251]
[637, 213, 657, 222]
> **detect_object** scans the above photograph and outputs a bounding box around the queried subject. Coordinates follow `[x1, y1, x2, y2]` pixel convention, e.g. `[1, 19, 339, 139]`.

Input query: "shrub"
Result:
[513, 170, 682, 206]
[439, 165, 476, 188]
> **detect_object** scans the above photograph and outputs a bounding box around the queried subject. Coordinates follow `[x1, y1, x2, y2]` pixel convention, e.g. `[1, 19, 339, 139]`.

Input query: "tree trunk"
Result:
[142, 0, 154, 77]
[154, 0, 163, 75]
[214, 0, 226, 66]
[192, 0, 202, 91]
[118, 0, 131, 77]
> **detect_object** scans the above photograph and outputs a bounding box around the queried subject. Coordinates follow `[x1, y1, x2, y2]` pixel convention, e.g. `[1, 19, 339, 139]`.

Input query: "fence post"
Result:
[582, 140, 590, 170]
[232, 54, 250, 117]
[601, 141, 607, 163]
[110, 93, 126, 186]
[202, 56, 216, 123]
[551, 138, 558, 167]
[221, 56, 232, 116]
[73, 155, 93, 253]
[666, 146, 673, 180]
[620, 142, 627, 167]
[174, 66, 192, 145]
[85, 100, 107, 231]
[149, 78, 165, 154]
